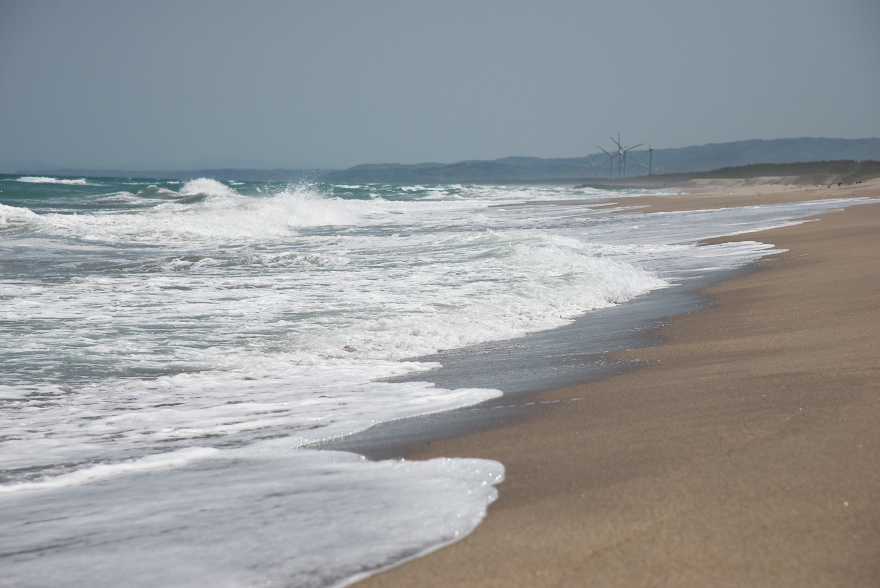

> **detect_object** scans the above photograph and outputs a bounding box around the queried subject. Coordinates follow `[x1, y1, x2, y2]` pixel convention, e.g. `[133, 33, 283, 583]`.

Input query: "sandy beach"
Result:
[357, 179, 880, 587]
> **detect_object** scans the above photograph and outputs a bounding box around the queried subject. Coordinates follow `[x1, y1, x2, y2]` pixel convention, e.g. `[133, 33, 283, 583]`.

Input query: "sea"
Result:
[0, 174, 870, 587]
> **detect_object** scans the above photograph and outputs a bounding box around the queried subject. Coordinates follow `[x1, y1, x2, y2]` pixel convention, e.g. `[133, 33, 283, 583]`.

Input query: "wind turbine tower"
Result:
[611, 134, 624, 178]
[621, 142, 643, 179]
[585, 154, 596, 176]
[647, 142, 656, 176]
[597, 146, 617, 180]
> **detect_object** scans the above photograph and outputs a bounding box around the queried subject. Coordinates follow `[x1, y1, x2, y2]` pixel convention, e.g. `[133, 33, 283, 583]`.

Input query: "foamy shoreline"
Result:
[356, 179, 880, 587]
[4, 176, 877, 586]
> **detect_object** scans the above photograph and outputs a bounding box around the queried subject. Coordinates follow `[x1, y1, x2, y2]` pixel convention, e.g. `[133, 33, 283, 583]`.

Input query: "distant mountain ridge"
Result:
[575, 159, 880, 189]
[6, 137, 880, 183]
[323, 138, 880, 184]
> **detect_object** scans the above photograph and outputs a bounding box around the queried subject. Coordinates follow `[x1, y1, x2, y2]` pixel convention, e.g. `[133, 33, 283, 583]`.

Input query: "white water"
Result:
[15, 176, 89, 185]
[0, 177, 872, 586]
[1, 444, 503, 588]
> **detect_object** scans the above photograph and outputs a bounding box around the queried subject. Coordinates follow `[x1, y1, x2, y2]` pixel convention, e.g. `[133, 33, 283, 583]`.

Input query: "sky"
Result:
[1, 0, 878, 170]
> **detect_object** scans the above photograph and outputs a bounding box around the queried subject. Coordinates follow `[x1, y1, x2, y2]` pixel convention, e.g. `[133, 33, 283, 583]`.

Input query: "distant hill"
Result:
[639, 138, 880, 176]
[576, 160, 880, 189]
[323, 138, 880, 184]
[8, 138, 880, 184]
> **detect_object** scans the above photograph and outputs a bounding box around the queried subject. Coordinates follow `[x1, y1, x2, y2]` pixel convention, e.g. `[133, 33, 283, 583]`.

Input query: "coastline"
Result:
[355, 180, 880, 586]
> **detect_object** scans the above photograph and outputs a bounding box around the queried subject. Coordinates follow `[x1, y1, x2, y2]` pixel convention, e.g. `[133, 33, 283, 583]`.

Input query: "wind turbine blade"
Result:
[628, 155, 646, 166]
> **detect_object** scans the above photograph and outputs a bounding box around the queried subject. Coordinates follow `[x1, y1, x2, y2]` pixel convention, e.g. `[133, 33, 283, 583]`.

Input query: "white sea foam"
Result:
[0, 202, 39, 224]
[2, 177, 875, 587]
[134, 184, 181, 198]
[15, 176, 89, 185]
[0, 445, 503, 588]
[10, 182, 361, 242]
[0, 447, 218, 494]
[177, 177, 239, 197]
[0, 364, 500, 477]
[92, 190, 140, 202]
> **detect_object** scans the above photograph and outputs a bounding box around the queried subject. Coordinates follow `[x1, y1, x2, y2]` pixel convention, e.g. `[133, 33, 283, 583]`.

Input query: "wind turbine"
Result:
[621, 143, 643, 179]
[610, 135, 643, 179]
[647, 142, 656, 176]
[627, 153, 649, 172]
[610, 134, 624, 178]
[597, 146, 617, 179]
[582, 153, 596, 176]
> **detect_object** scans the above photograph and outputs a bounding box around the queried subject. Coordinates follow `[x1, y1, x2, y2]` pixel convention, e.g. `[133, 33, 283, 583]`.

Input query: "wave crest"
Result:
[178, 178, 238, 198]
[16, 181, 360, 242]
[16, 176, 88, 185]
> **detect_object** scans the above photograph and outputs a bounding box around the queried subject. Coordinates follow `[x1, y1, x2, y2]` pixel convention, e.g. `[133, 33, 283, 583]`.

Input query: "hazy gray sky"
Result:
[1, 0, 878, 169]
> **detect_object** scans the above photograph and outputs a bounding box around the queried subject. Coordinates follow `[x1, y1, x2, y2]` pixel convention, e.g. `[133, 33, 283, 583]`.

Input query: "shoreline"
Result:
[355, 180, 880, 586]
[320, 264, 755, 461]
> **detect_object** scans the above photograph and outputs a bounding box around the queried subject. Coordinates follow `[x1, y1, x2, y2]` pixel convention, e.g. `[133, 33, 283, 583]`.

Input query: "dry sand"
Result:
[357, 180, 880, 587]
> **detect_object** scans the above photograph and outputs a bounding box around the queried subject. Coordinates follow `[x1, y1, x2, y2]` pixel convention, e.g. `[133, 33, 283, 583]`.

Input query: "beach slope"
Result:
[356, 181, 880, 587]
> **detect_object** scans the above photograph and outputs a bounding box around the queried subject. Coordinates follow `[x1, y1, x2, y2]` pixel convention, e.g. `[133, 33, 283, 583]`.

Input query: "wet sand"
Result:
[356, 180, 880, 587]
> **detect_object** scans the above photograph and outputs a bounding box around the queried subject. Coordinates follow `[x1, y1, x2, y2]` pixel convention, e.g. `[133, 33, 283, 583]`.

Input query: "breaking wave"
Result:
[16, 176, 89, 185]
